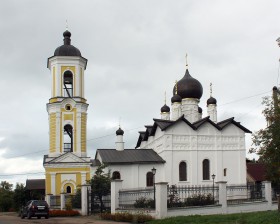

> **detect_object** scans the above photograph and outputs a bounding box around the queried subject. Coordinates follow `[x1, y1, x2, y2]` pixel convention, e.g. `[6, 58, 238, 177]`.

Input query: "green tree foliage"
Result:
[89, 164, 111, 213]
[13, 183, 28, 211]
[251, 94, 280, 184]
[0, 181, 14, 212]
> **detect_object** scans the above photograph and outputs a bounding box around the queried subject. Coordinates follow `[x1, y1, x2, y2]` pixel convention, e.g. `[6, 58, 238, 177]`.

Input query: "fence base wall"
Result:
[167, 202, 277, 218]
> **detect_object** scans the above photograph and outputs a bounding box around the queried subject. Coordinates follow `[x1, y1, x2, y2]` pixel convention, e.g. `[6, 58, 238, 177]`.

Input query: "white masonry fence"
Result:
[45, 181, 278, 218]
[110, 180, 277, 219]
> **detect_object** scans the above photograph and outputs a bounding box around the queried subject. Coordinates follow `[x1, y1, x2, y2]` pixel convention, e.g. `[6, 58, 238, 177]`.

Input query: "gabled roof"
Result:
[136, 115, 251, 148]
[26, 179, 45, 190]
[247, 163, 266, 182]
[217, 117, 251, 133]
[153, 119, 174, 130]
[95, 149, 165, 165]
[192, 116, 221, 130]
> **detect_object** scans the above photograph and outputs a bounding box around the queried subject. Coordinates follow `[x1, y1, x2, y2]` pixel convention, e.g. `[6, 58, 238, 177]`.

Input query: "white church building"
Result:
[93, 64, 251, 189]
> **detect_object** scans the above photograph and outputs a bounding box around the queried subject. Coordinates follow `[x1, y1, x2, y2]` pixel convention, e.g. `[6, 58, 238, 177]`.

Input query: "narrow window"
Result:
[63, 71, 73, 97]
[179, 161, 187, 181]
[146, 172, 154, 187]
[224, 168, 227, 177]
[64, 124, 73, 152]
[203, 159, 210, 180]
[112, 171, 121, 180]
[65, 104, 71, 111]
[66, 186, 71, 194]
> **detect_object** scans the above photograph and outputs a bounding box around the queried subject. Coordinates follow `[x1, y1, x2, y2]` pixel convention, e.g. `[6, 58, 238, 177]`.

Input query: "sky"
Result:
[0, 0, 280, 187]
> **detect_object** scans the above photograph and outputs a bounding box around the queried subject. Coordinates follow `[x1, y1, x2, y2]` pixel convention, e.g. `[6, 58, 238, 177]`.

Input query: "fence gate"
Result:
[87, 189, 111, 214]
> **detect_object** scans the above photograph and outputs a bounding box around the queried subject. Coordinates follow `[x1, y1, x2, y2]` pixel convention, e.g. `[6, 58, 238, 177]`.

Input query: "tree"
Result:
[0, 181, 14, 212]
[13, 183, 28, 211]
[89, 164, 111, 213]
[0, 181, 13, 191]
[250, 89, 280, 185]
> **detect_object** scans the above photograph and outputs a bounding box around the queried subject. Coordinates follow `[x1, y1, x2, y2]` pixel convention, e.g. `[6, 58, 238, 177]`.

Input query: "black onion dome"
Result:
[273, 86, 278, 91]
[161, 104, 170, 113]
[207, 96, 217, 105]
[173, 69, 203, 99]
[54, 30, 82, 57]
[198, 106, 202, 113]
[116, 127, 124, 136]
[171, 94, 182, 103]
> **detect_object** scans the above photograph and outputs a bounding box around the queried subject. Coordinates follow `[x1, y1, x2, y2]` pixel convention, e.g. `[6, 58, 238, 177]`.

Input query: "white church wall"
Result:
[105, 163, 165, 189]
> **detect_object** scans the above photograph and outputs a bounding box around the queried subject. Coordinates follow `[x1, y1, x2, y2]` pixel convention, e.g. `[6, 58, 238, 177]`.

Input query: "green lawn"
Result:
[147, 210, 280, 224]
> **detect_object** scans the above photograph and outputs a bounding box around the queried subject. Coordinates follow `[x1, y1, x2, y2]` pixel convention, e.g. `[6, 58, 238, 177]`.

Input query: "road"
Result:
[0, 213, 128, 224]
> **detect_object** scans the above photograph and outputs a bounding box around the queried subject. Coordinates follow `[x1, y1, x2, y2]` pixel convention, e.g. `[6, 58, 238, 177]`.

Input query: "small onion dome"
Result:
[173, 69, 203, 99]
[116, 127, 124, 136]
[171, 94, 182, 103]
[54, 30, 82, 57]
[198, 106, 202, 113]
[207, 96, 217, 105]
[273, 86, 278, 91]
[161, 104, 170, 113]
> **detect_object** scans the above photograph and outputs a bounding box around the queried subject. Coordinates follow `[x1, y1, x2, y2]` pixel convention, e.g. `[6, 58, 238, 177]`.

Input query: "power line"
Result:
[3, 89, 272, 160]
[5, 126, 142, 159]
[219, 90, 271, 106]
[0, 172, 44, 177]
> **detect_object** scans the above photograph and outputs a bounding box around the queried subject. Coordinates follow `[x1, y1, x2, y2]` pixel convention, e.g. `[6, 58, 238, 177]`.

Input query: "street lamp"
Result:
[211, 174, 216, 204]
[152, 167, 156, 208]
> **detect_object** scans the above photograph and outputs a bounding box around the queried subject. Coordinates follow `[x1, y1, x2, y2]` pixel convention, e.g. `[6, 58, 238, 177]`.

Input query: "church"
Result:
[93, 64, 251, 189]
[44, 29, 251, 195]
[93, 55, 251, 187]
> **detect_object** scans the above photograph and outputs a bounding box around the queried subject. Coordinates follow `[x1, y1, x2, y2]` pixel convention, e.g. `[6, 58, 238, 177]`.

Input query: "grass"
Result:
[147, 210, 280, 224]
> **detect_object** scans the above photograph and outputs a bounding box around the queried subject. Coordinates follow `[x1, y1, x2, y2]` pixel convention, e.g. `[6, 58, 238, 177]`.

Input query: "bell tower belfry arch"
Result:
[43, 30, 91, 195]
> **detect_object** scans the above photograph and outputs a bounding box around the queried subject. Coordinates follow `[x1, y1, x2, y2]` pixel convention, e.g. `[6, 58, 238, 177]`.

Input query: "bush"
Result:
[65, 198, 73, 211]
[134, 197, 155, 208]
[167, 193, 214, 208]
[100, 212, 154, 223]
[49, 209, 80, 217]
[184, 193, 214, 206]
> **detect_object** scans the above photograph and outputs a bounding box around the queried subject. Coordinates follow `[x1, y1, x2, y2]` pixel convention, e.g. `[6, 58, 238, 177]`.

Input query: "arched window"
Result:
[66, 186, 71, 194]
[64, 124, 73, 152]
[179, 161, 187, 181]
[203, 159, 210, 180]
[63, 71, 73, 97]
[146, 172, 154, 187]
[112, 171, 121, 180]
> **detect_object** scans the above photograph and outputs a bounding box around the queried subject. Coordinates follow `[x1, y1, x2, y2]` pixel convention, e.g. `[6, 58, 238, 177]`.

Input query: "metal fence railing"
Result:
[50, 195, 60, 209]
[226, 184, 265, 205]
[167, 185, 219, 208]
[119, 187, 154, 209]
[272, 185, 280, 202]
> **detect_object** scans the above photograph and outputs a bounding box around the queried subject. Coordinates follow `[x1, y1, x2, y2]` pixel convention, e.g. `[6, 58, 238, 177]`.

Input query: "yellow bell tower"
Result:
[43, 30, 91, 195]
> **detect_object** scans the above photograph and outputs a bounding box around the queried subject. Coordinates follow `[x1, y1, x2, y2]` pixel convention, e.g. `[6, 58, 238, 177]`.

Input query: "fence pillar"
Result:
[155, 182, 168, 219]
[263, 181, 272, 209]
[81, 184, 91, 216]
[111, 180, 123, 214]
[45, 194, 52, 207]
[216, 181, 227, 210]
[60, 193, 66, 210]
